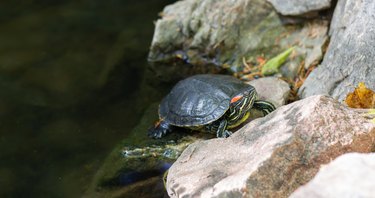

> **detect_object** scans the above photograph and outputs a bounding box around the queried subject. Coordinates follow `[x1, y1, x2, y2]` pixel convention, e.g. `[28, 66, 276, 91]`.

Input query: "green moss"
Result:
[261, 47, 295, 76]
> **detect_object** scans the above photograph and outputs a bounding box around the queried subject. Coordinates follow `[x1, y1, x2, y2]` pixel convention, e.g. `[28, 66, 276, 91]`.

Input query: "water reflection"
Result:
[0, 0, 174, 197]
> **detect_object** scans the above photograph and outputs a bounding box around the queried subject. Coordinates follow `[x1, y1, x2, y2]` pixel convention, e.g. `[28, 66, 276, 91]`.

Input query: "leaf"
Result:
[345, 82, 375, 108]
[261, 47, 295, 76]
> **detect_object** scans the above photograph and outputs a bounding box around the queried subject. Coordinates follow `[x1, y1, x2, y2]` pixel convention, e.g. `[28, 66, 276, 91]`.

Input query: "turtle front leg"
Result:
[253, 100, 276, 116]
[148, 120, 173, 139]
[216, 119, 232, 138]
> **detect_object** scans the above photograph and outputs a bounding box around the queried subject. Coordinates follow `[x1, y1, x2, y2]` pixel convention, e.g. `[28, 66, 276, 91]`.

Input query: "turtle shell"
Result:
[159, 74, 251, 127]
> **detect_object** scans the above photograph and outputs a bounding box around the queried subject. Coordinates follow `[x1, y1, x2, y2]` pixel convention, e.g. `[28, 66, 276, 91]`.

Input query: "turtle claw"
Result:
[216, 130, 232, 138]
[148, 120, 171, 139]
[223, 130, 232, 138]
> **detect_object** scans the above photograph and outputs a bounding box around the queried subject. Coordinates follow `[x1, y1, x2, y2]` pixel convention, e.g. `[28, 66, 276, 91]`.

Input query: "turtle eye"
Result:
[230, 95, 243, 103]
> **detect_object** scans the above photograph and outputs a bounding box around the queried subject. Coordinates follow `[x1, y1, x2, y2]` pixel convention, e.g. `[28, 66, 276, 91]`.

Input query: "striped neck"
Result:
[227, 86, 257, 127]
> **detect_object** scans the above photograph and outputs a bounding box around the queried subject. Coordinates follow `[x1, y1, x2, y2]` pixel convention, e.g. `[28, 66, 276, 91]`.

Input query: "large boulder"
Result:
[166, 95, 375, 197]
[290, 153, 375, 198]
[299, 0, 375, 102]
[149, 0, 277, 67]
[149, 0, 329, 79]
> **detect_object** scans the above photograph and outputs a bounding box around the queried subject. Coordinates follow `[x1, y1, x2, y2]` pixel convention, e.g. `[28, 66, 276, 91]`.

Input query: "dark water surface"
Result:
[0, 0, 174, 197]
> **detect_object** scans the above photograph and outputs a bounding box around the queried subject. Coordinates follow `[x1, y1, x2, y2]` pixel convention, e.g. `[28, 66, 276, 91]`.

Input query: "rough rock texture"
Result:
[279, 20, 328, 79]
[149, 0, 278, 68]
[248, 77, 290, 107]
[149, 0, 329, 80]
[166, 95, 375, 197]
[267, 0, 331, 16]
[299, 0, 375, 102]
[290, 153, 375, 198]
[299, 21, 328, 70]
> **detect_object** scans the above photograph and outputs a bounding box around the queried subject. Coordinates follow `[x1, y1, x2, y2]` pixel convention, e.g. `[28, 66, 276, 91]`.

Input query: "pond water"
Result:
[0, 0, 175, 197]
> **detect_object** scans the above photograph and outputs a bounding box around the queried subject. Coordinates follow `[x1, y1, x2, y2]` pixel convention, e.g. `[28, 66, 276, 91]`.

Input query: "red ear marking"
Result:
[230, 95, 243, 103]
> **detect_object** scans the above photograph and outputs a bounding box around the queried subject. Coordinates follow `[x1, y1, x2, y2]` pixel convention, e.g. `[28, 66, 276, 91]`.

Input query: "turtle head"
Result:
[227, 86, 257, 127]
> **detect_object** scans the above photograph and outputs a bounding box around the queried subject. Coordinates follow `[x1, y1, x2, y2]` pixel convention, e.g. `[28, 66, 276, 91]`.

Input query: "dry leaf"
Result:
[256, 56, 266, 66]
[345, 82, 375, 108]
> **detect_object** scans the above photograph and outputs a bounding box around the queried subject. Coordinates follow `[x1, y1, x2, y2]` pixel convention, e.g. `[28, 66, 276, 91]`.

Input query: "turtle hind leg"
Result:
[253, 100, 276, 116]
[148, 120, 172, 139]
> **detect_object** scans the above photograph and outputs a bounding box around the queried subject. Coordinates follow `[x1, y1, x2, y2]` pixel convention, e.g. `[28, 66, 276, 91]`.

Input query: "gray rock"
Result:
[290, 153, 375, 198]
[247, 77, 290, 107]
[166, 95, 375, 197]
[267, 0, 331, 16]
[279, 20, 328, 78]
[149, 0, 278, 69]
[149, 0, 329, 80]
[300, 21, 329, 69]
[299, 0, 375, 102]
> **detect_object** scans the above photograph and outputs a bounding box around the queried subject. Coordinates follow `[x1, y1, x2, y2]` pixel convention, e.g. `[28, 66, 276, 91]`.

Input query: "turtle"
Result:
[148, 74, 276, 138]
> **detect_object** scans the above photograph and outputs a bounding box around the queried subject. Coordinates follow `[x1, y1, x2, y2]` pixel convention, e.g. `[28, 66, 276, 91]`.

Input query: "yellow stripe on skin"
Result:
[227, 111, 250, 129]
